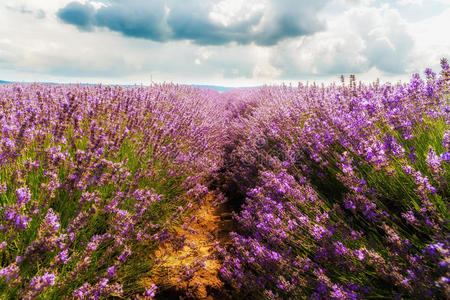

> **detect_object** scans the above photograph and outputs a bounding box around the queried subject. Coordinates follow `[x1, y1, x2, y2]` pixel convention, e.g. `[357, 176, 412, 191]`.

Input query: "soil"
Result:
[143, 193, 235, 299]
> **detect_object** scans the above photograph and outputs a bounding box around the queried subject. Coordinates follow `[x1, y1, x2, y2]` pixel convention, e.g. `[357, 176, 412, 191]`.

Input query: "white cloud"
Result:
[209, 0, 266, 27]
[406, 6, 450, 73]
[269, 2, 429, 81]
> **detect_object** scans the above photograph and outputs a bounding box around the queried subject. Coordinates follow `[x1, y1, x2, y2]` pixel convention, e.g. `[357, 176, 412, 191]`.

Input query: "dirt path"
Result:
[143, 193, 235, 299]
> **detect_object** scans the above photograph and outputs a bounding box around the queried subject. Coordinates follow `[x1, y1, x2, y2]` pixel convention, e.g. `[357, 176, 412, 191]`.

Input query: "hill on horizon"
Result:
[0, 80, 235, 92]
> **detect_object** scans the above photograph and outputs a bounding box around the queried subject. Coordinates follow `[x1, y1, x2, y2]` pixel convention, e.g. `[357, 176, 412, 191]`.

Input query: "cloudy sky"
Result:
[0, 0, 449, 86]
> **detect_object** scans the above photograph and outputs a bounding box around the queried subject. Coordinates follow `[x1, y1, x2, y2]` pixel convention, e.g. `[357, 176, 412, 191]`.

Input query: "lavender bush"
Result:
[0, 83, 226, 298]
[218, 60, 449, 299]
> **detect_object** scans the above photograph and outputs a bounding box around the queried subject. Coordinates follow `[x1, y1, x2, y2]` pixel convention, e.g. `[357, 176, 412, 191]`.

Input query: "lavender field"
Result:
[0, 60, 449, 299]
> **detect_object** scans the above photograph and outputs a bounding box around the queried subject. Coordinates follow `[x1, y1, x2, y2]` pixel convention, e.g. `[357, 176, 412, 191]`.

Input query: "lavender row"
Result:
[218, 60, 449, 299]
[0, 83, 227, 298]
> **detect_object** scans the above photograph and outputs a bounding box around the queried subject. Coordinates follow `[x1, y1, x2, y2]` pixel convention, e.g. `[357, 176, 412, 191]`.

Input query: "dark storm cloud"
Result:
[254, 0, 329, 46]
[165, 0, 263, 45]
[95, 0, 171, 41]
[57, 1, 96, 31]
[165, 1, 218, 43]
[57, 0, 329, 46]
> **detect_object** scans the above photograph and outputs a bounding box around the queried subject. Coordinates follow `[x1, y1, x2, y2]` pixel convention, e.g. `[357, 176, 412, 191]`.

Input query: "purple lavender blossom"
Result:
[16, 187, 31, 205]
[442, 131, 450, 150]
[0, 184, 6, 194]
[0, 241, 7, 250]
[54, 249, 70, 264]
[441, 152, 449, 162]
[21, 272, 56, 299]
[106, 265, 117, 278]
[72, 278, 123, 299]
[43, 208, 60, 233]
[145, 284, 158, 298]
[0, 263, 20, 282]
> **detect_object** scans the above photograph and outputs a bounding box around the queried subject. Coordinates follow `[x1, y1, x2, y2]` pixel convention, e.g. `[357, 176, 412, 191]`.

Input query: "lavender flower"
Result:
[0, 241, 7, 250]
[0, 263, 20, 282]
[72, 278, 123, 299]
[145, 284, 158, 298]
[16, 187, 31, 205]
[21, 272, 56, 299]
[0, 183, 6, 194]
[106, 265, 117, 278]
[54, 249, 70, 264]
